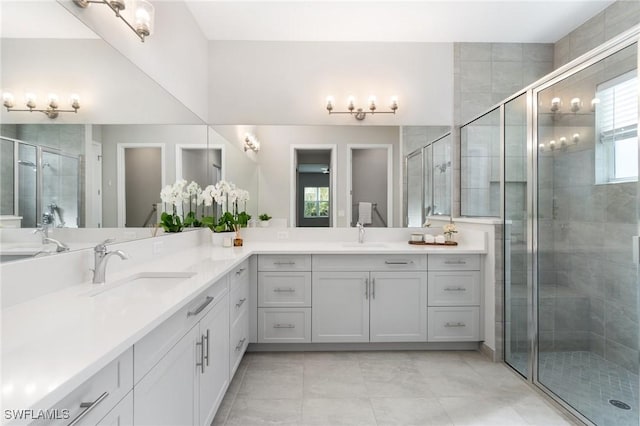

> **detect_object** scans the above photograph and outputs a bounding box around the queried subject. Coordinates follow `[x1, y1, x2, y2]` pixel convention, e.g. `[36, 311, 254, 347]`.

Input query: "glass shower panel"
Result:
[423, 145, 433, 218]
[17, 143, 37, 227]
[504, 93, 529, 378]
[461, 108, 501, 217]
[432, 134, 451, 216]
[41, 150, 80, 228]
[1, 138, 15, 215]
[406, 150, 423, 227]
[536, 43, 638, 426]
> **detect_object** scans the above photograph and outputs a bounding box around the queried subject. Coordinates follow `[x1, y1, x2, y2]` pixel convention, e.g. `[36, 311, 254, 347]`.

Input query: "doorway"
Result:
[291, 146, 336, 227]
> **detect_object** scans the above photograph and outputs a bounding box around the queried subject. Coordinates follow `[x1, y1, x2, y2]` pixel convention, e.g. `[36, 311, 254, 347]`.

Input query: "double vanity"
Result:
[1, 228, 489, 425]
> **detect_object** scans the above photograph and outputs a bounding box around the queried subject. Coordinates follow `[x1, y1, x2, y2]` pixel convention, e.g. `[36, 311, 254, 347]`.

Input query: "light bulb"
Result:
[133, 0, 154, 39]
[325, 96, 334, 112]
[2, 92, 15, 108]
[591, 98, 600, 111]
[347, 96, 355, 111]
[538, 143, 545, 152]
[559, 137, 567, 148]
[48, 93, 59, 109]
[390, 96, 398, 111]
[572, 133, 580, 144]
[570, 97, 581, 113]
[70, 94, 80, 110]
[368, 95, 376, 111]
[549, 140, 556, 151]
[550, 97, 561, 112]
[25, 93, 37, 109]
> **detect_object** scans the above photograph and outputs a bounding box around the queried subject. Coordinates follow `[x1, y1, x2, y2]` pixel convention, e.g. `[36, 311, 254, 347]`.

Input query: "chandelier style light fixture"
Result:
[244, 134, 260, 152]
[325, 95, 398, 120]
[72, 0, 155, 42]
[2, 92, 80, 119]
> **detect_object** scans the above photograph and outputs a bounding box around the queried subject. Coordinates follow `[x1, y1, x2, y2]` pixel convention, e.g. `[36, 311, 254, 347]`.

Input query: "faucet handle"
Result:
[95, 238, 115, 252]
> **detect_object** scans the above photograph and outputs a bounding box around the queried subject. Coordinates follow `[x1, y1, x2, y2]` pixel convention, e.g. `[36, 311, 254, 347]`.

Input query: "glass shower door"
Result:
[41, 149, 81, 228]
[535, 42, 639, 426]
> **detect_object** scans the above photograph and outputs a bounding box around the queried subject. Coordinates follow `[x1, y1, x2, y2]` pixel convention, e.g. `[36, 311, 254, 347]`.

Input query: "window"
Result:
[304, 187, 329, 218]
[595, 70, 638, 184]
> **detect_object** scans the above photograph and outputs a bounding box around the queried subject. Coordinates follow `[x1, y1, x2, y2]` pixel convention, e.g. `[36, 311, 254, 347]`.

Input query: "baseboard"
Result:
[248, 341, 481, 352]
[480, 342, 498, 361]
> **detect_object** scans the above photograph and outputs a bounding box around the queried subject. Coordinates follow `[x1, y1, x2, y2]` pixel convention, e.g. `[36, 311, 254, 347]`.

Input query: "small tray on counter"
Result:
[408, 241, 458, 246]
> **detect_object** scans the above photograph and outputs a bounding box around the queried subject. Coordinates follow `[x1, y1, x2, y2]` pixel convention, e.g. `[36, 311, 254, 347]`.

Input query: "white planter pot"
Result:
[260, 220, 270, 228]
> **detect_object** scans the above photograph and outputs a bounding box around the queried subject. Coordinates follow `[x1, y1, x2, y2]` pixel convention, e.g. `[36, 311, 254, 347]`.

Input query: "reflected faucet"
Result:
[43, 237, 70, 253]
[356, 221, 365, 244]
[93, 239, 128, 284]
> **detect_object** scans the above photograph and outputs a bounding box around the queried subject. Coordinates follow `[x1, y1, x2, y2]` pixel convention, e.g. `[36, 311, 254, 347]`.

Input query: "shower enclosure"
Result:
[0, 137, 82, 228]
[460, 28, 639, 426]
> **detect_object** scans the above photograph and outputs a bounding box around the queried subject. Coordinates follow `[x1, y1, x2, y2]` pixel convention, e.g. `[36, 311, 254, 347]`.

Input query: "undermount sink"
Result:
[341, 242, 389, 248]
[88, 271, 197, 297]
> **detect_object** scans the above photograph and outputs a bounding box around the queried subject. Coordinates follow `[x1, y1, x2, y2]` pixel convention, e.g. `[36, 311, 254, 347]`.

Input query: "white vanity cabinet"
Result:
[312, 255, 428, 343]
[133, 276, 229, 426]
[427, 254, 482, 342]
[257, 255, 312, 343]
[229, 260, 250, 379]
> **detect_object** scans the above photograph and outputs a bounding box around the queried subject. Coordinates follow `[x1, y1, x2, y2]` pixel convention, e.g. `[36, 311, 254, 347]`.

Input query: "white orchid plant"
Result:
[159, 179, 250, 233]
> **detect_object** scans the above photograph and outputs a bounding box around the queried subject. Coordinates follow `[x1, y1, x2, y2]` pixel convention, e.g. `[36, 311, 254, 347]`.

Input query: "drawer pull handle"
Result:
[444, 322, 466, 328]
[235, 268, 246, 275]
[188, 296, 214, 317]
[365, 278, 369, 300]
[372, 278, 376, 299]
[204, 329, 210, 367]
[273, 288, 295, 293]
[384, 260, 413, 265]
[235, 338, 247, 351]
[67, 391, 109, 426]
[444, 260, 466, 265]
[236, 298, 247, 308]
[273, 261, 296, 265]
[196, 336, 205, 373]
[444, 287, 467, 292]
[274, 323, 295, 328]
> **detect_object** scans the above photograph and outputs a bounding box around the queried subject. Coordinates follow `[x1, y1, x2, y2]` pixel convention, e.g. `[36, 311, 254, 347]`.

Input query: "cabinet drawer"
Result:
[230, 275, 249, 326]
[428, 254, 480, 271]
[427, 307, 480, 341]
[258, 308, 311, 343]
[134, 276, 228, 383]
[96, 390, 133, 426]
[258, 254, 311, 271]
[45, 348, 133, 426]
[258, 272, 311, 307]
[229, 259, 249, 291]
[428, 271, 481, 306]
[230, 310, 249, 378]
[312, 254, 427, 271]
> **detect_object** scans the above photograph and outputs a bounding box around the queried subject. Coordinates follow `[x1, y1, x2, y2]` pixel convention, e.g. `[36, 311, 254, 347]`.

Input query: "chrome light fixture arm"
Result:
[73, 0, 153, 43]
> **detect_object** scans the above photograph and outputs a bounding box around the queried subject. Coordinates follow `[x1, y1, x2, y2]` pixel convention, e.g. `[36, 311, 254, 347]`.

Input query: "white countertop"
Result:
[1, 240, 485, 418]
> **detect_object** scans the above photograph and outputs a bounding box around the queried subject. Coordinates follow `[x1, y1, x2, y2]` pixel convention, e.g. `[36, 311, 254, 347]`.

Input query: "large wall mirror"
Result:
[0, 1, 254, 261]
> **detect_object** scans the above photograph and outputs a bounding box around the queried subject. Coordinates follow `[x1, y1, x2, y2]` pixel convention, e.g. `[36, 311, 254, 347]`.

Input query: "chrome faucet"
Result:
[356, 221, 365, 244]
[43, 237, 70, 253]
[93, 239, 128, 284]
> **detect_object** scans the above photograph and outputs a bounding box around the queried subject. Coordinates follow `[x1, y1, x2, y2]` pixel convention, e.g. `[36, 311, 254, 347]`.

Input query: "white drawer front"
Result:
[312, 254, 427, 271]
[428, 271, 481, 306]
[230, 310, 249, 379]
[230, 276, 249, 326]
[258, 272, 311, 307]
[428, 307, 480, 342]
[428, 254, 480, 271]
[258, 308, 311, 343]
[258, 254, 311, 271]
[45, 348, 133, 426]
[229, 259, 250, 291]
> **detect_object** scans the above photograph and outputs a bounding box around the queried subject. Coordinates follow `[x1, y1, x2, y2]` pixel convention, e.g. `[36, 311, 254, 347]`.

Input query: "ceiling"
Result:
[184, 0, 615, 43]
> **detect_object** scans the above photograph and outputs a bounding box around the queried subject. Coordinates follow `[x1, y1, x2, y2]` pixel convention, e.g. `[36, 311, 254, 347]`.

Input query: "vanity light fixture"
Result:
[244, 134, 260, 152]
[2, 92, 80, 119]
[326, 95, 398, 120]
[72, 0, 154, 42]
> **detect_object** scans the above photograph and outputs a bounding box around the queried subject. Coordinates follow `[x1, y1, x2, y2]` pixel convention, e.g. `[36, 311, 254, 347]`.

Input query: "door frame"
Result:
[175, 144, 226, 183]
[116, 143, 166, 227]
[347, 144, 393, 228]
[290, 144, 337, 227]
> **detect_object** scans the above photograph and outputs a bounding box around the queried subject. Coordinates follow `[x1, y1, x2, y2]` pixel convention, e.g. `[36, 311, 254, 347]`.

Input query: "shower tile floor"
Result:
[509, 351, 639, 426]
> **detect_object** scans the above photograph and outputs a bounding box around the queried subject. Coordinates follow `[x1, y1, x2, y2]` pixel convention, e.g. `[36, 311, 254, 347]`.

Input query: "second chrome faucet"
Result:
[93, 239, 128, 284]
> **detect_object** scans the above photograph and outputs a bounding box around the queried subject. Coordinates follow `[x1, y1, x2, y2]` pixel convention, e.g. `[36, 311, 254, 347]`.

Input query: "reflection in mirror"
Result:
[0, 1, 206, 260]
[460, 108, 501, 217]
[350, 146, 391, 227]
[295, 149, 333, 227]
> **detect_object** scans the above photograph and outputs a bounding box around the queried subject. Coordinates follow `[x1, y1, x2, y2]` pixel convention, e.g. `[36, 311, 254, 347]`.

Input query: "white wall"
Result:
[213, 125, 400, 228]
[58, 0, 209, 122]
[208, 41, 454, 126]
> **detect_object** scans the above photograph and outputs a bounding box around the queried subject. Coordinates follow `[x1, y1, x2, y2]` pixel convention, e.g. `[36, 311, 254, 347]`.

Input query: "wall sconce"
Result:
[550, 97, 561, 112]
[72, 0, 154, 42]
[2, 92, 80, 119]
[244, 134, 260, 152]
[326, 95, 398, 120]
[570, 97, 581, 113]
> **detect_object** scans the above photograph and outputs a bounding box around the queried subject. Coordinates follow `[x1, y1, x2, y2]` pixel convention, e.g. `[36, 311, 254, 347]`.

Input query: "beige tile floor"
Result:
[212, 350, 582, 426]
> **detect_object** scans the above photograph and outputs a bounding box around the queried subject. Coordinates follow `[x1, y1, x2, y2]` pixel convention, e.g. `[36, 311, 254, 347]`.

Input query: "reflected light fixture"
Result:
[570, 97, 581, 113]
[591, 98, 600, 111]
[72, 0, 154, 42]
[326, 95, 398, 120]
[244, 134, 260, 152]
[550, 97, 561, 112]
[2, 92, 80, 119]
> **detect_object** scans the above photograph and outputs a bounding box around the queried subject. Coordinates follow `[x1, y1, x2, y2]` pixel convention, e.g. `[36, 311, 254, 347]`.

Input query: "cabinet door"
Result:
[134, 326, 198, 426]
[198, 295, 230, 426]
[370, 271, 427, 342]
[312, 271, 369, 342]
[96, 391, 133, 426]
